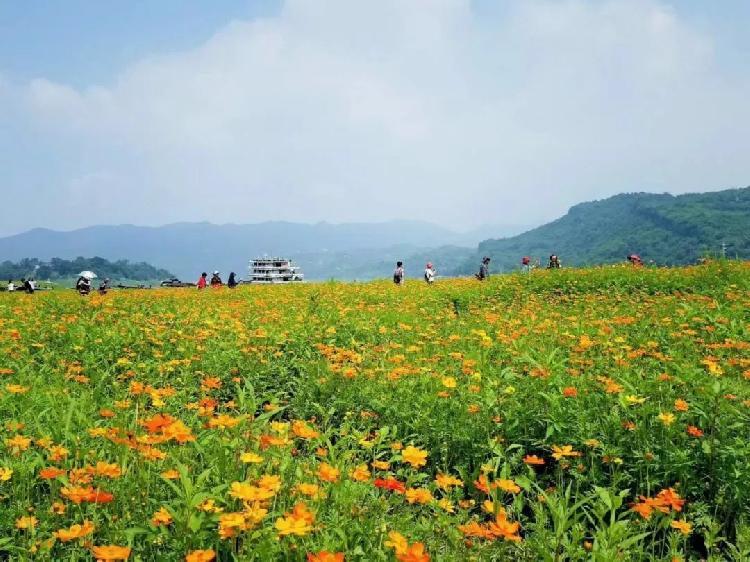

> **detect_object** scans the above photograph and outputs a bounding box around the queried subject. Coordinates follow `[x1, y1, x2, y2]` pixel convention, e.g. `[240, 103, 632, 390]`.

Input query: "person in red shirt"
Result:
[197, 272, 207, 289]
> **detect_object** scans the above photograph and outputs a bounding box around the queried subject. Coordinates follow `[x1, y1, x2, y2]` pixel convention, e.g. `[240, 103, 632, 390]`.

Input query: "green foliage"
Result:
[0, 256, 173, 283]
[458, 186, 750, 274]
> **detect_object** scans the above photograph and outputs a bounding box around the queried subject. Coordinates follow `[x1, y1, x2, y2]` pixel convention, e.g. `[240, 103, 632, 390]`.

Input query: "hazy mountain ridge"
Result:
[0, 220, 525, 280]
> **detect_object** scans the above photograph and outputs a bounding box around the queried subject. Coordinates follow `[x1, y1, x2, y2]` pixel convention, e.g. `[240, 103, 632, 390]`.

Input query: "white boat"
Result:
[247, 257, 304, 284]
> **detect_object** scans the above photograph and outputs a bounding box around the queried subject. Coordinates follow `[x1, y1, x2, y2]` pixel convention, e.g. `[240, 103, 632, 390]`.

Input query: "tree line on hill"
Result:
[453, 186, 750, 274]
[0, 257, 174, 282]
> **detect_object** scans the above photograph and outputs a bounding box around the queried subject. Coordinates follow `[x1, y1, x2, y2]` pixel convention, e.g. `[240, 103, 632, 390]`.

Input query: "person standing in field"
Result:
[227, 272, 238, 288]
[6, 280, 14, 292]
[424, 262, 436, 284]
[210, 271, 223, 287]
[547, 255, 561, 269]
[22, 278, 35, 294]
[76, 276, 91, 295]
[197, 272, 208, 289]
[393, 261, 405, 285]
[476, 257, 490, 280]
[627, 254, 643, 266]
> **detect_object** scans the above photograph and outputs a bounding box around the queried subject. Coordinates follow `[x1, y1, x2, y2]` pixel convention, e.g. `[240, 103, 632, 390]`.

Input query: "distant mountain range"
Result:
[0, 220, 526, 281]
[1, 187, 747, 281]
[457, 186, 750, 274]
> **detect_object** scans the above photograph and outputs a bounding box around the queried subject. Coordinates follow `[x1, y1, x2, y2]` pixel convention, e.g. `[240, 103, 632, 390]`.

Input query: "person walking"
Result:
[227, 272, 238, 289]
[393, 261, 405, 285]
[424, 262, 436, 284]
[197, 272, 208, 289]
[476, 257, 490, 280]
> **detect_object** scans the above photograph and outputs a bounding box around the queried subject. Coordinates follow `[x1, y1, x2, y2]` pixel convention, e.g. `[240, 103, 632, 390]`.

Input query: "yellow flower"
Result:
[441, 377, 457, 389]
[552, 445, 581, 460]
[437, 498, 455, 513]
[658, 412, 676, 426]
[401, 445, 428, 468]
[435, 473, 463, 490]
[0, 467, 12, 481]
[350, 464, 371, 482]
[404, 487, 433, 504]
[229, 482, 275, 502]
[15, 516, 38, 530]
[495, 479, 521, 494]
[625, 395, 646, 406]
[239, 452, 263, 464]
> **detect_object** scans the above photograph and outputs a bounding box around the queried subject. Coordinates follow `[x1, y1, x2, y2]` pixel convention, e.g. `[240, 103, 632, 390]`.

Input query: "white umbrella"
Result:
[79, 271, 97, 280]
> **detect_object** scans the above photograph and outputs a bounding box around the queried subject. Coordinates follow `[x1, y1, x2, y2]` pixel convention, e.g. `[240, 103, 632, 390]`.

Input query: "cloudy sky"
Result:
[1, 0, 748, 236]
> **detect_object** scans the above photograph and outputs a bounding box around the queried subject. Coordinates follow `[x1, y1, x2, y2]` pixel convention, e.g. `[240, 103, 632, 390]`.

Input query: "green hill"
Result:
[0, 257, 173, 284]
[461, 186, 750, 273]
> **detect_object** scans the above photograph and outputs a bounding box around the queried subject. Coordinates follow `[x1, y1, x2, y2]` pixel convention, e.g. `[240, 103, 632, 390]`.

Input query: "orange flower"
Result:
[494, 479, 521, 494]
[674, 399, 689, 412]
[185, 549, 216, 562]
[686, 425, 704, 438]
[551, 445, 581, 460]
[91, 545, 131, 560]
[317, 463, 340, 483]
[275, 503, 315, 537]
[486, 510, 522, 542]
[670, 520, 692, 535]
[562, 386, 578, 398]
[151, 507, 173, 526]
[386, 531, 430, 562]
[292, 420, 320, 439]
[434, 473, 463, 490]
[54, 520, 95, 542]
[523, 455, 545, 466]
[39, 466, 66, 479]
[349, 464, 371, 482]
[307, 552, 344, 562]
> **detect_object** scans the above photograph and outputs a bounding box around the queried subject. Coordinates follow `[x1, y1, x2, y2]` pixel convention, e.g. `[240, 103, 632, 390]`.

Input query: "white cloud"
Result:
[15, 0, 750, 231]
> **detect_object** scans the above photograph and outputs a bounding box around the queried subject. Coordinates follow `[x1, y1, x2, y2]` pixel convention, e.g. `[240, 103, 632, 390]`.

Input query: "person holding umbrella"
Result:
[76, 271, 96, 295]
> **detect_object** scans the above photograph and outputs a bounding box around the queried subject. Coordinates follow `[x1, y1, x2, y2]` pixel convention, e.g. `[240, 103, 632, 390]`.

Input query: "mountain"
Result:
[460, 186, 750, 274]
[0, 220, 528, 281]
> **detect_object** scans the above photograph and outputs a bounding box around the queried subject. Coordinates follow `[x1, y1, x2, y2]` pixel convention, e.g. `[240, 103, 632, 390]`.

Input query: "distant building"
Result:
[248, 258, 304, 284]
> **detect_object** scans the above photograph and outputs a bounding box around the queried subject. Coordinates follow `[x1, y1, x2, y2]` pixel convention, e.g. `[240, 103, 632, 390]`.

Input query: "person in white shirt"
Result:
[424, 262, 436, 284]
[6, 280, 14, 292]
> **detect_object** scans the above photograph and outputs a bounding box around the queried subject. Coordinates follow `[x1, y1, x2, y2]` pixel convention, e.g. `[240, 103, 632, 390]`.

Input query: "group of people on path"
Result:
[6, 278, 36, 293]
[393, 256, 493, 285]
[393, 252, 640, 284]
[196, 271, 238, 289]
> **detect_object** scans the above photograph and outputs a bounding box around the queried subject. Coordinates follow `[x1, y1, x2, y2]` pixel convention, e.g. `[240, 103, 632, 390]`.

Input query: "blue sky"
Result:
[1, 0, 749, 235]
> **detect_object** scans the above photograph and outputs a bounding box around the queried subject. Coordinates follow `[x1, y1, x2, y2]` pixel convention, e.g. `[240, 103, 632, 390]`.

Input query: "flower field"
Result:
[1, 262, 749, 561]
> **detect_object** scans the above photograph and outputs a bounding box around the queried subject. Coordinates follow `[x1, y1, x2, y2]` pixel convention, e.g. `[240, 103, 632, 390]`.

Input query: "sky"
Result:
[1, 0, 749, 236]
